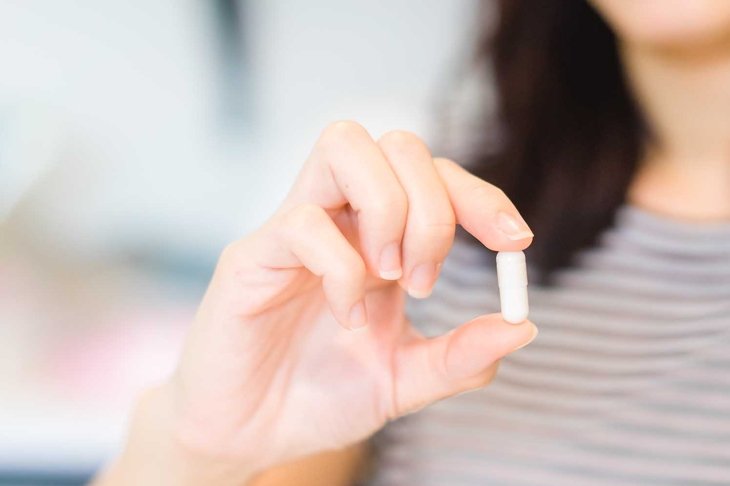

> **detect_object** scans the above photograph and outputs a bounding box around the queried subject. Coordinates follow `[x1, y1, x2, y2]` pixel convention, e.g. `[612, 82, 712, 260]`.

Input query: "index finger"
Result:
[433, 157, 533, 251]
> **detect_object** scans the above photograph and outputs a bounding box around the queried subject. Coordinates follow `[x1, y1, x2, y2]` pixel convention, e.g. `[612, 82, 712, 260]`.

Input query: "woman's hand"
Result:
[100, 122, 537, 485]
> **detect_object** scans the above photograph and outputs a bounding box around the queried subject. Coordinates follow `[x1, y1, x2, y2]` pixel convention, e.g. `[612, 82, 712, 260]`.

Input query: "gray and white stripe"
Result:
[369, 206, 730, 485]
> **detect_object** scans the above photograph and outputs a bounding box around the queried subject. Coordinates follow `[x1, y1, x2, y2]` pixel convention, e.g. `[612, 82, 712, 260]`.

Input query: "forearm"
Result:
[92, 384, 255, 486]
[248, 444, 368, 486]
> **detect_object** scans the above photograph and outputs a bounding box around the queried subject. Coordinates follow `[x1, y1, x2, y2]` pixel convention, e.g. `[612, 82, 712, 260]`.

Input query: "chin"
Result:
[589, 0, 730, 52]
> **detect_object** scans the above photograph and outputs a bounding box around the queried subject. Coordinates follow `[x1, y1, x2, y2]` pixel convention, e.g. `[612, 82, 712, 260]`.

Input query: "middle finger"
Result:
[378, 131, 455, 299]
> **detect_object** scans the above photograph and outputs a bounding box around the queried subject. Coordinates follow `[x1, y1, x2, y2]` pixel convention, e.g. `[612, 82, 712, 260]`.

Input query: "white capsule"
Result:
[496, 251, 529, 324]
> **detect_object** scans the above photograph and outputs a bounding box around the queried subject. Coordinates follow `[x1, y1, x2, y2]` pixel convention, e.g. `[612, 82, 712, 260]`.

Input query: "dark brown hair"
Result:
[472, 0, 647, 283]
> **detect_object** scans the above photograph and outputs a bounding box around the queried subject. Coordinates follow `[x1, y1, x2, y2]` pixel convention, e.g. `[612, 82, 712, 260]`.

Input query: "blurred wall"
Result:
[0, 0, 481, 477]
[1, 0, 478, 262]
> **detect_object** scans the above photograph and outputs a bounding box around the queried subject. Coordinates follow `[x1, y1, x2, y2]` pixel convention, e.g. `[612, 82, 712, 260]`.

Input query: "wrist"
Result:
[96, 382, 256, 486]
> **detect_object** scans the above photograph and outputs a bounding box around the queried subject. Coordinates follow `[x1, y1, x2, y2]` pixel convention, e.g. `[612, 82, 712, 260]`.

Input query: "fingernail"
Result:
[496, 211, 534, 241]
[512, 324, 538, 351]
[348, 300, 368, 330]
[407, 263, 437, 299]
[379, 242, 402, 280]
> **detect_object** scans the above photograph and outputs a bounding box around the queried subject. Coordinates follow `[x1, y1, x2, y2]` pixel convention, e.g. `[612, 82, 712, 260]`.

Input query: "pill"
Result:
[496, 251, 529, 324]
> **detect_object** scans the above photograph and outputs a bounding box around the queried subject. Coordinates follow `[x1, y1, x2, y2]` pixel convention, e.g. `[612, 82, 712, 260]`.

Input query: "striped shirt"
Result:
[369, 205, 730, 485]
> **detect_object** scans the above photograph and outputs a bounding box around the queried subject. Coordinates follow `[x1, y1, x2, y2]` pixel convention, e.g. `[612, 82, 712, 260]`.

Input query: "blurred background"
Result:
[0, 0, 480, 483]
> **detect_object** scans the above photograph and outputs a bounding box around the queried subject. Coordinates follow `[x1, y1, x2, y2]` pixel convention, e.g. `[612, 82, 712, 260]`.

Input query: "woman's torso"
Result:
[369, 205, 730, 485]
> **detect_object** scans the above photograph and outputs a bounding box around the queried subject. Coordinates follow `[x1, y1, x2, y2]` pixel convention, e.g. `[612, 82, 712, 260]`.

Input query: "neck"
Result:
[622, 40, 730, 162]
[622, 39, 730, 221]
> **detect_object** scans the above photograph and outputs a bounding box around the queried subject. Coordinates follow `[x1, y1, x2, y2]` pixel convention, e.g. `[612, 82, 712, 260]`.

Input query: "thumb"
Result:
[390, 315, 538, 417]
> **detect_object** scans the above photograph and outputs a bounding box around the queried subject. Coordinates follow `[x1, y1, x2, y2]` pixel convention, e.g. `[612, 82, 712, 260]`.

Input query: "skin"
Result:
[589, 0, 730, 54]
[589, 0, 730, 221]
[98, 2, 730, 484]
[95, 123, 537, 486]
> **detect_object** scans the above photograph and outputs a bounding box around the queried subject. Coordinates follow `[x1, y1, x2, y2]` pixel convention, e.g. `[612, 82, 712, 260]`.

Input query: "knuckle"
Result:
[408, 214, 455, 246]
[432, 157, 458, 170]
[469, 181, 505, 202]
[342, 253, 367, 280]
[428, 218, 457, 241]
[370, 190, 408, 217]
[329, 251, 366, 285]
[318, 120, 368, 148]
[492, 185, 508, 200]
[378, 130, 426, 153]
[409, 199, 456, 229]
[314, 121, 372, 169]
[281, 203, 326, 235]
[468, 363, 499, 389]
[479, 362, 500, 386]
[218, 239, 249, 269]
[434, 156, 455, 164]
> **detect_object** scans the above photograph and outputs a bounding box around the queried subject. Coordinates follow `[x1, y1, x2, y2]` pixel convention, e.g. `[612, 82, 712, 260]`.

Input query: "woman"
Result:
[96, 0, 730, 484]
